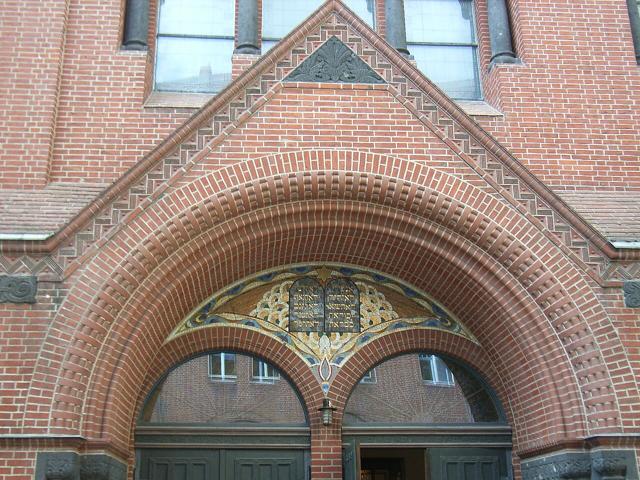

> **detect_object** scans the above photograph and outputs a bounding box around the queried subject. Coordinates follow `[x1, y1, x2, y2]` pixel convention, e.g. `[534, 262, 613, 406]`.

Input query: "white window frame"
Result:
[360, 368, 377, 384]
[251, 358, 280, 383]
[208, 352, 237, 381]
[419, 354, 454, 386]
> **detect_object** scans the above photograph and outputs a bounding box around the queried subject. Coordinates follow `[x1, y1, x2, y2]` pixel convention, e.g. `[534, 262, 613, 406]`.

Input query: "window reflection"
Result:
[345, 353, 499, 424]
[143, 353, 306, 425]
[155, 0, 234, 93]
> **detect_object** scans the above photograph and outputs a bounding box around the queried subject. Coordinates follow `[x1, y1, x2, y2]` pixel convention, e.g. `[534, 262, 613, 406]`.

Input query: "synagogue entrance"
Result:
[134, 264, 513, 479]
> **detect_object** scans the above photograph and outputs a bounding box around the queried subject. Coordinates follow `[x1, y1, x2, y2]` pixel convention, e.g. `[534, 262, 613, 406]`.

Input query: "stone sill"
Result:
[455, 100, 503, 117]
[145, 91, 504, 117]
[144, 91, 216, 109]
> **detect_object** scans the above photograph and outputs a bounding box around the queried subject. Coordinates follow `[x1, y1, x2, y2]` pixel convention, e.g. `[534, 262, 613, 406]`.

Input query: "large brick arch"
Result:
[24, 150, 633, 458]
[77, 201, 581, 453]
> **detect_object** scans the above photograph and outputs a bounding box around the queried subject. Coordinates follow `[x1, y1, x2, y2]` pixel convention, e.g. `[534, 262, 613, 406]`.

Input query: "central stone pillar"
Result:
[235, 0, 260, 54]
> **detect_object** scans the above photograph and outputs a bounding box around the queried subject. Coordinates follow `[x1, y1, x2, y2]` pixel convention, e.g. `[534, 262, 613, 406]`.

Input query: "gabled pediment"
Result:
[0, 0, 637, 284]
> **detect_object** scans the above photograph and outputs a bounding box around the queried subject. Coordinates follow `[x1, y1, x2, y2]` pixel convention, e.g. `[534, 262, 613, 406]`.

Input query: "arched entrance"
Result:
[28, 152, 635, 478]
[133, 263, 514, 479]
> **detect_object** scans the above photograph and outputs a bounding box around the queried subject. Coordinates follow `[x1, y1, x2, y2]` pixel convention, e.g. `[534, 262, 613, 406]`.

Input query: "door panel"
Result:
[225, 450, 303, 479]
[342, 438, 358, 480]
[429, 448, 504, 480]
[139, 448, 304, 479]
[143, 451, 218, 480]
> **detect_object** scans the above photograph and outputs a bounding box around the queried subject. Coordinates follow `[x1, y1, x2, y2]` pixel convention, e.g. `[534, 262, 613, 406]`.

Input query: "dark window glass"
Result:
[208, 352, 236, 380]
[252, 358, 280, 382]
[419, 354, 453, 385]
[360, 369, 377, 384]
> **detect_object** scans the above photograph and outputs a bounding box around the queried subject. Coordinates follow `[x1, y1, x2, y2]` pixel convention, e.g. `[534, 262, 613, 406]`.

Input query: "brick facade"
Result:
[1, 0, 640, 479]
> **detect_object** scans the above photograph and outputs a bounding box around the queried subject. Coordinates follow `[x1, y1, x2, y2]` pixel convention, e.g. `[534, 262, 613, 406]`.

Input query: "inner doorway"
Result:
[360, 448, 425, 480]
[342, 353, 513, 480]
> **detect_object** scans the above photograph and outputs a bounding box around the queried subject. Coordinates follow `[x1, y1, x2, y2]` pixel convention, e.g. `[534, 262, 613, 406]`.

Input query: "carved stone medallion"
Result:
[284, 36, 385, 84]
[624, 280, 640, 308]
[0, 275, 37, 303]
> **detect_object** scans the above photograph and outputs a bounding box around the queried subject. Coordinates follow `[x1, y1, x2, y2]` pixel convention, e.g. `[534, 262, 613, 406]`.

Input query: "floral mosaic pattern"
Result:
[168, 264, 478, 371]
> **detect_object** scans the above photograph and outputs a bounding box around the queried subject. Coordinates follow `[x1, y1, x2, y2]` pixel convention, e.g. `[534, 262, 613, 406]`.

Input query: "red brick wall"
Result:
[1, 1, 639, 479]
[1, 0, 638, 189]
[0, 451, 36, 480]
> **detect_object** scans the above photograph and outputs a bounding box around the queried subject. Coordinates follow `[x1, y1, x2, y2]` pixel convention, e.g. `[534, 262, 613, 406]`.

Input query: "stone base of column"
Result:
[490, 52, 521, 65]
[521, 449, 638, 480]
[35, 452, 127, 480]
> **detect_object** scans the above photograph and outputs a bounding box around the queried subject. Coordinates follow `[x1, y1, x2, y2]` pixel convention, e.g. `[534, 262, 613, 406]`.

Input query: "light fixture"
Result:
[318, 397, 337, 426]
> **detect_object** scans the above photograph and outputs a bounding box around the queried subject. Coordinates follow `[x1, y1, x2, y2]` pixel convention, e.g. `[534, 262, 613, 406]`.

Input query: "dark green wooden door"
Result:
[429, 448, 506, 480]
[224, 450, 304, 479]
[140, 449, 220, 480]
[342, 438, 358, 480]
[138, 449, 304, 480]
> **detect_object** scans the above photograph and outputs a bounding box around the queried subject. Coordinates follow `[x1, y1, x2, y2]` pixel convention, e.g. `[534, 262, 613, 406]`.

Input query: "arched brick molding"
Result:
[76, 201, 581, 452]
[23, 150, 636, 459]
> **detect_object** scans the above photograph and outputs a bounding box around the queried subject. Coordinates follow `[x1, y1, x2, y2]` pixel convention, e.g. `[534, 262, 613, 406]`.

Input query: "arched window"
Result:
[262, 0, 376, 51]
[154, 0, 235, 93]
[405, 0, 481, 99]
[345, 353, 502, 424]
[343, 353, 510, 480]
[140, 352, 307, 424]
[137, 352, 310, 479]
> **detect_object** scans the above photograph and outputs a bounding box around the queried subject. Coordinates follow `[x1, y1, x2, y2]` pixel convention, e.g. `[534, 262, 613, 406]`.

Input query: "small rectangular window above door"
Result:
[252, 358, 280, 383]
[419, 354, 454, 386]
